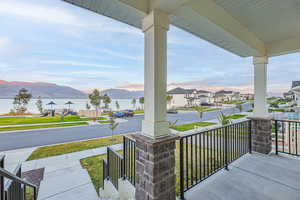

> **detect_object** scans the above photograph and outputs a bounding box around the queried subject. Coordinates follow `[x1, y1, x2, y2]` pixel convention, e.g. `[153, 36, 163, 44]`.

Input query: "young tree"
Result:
[103, 95, 111, 109]
[166, 95, 173, 108]
[35, 96, 43, 114]
[194, 106, 205, 120]
[13, 88, 32, 114]
[115, 100, 120, 111]
[89, 89, 102, 116]
[139, 97, 145, 110]
[236, 103, 243, 113]
[217, 112, 232, 126]
[132, 98, 136, 109]
[108, 111, 119, 141]
[86, 102, 91, 110]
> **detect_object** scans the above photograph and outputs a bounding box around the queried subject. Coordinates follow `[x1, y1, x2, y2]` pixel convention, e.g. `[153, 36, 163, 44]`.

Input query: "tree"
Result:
[89, 89, 102, 116]
[116, 100, 120, 111]
[236, 103, 243, 113]
[166, 95, 173, 108]
[13, 88, 32, 114]
[217, 112, 232, 126]
[139, 97, 145, 109]
[108, 111, 119, 141]
[86, 102, 91, 110]
[103, 95, 111, 109]
[194, 106, 205, 120]
[132, 98, 136, 109]
[35, 96, 43, 114]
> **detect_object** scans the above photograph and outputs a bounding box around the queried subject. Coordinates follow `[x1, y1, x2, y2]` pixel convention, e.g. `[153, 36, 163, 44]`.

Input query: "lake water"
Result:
[0, 99, 142, 114]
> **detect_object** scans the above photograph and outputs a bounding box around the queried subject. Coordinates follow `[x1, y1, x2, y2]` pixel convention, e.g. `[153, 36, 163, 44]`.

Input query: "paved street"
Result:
[0, 104, 251, 151]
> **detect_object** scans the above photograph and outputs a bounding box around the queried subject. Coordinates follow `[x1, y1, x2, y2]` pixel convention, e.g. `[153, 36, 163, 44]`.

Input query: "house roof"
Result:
[167, 87, 195, 94]
[215, 90, 234, 95]
[292, 81, 300, 89]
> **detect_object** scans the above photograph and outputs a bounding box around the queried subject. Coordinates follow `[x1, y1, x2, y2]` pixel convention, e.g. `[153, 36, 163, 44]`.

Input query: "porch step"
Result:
[99, 179, 135, 200]
[38, 165, 98, 200]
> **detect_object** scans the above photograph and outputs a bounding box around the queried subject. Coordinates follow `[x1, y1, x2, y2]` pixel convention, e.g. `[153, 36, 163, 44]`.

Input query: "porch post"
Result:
[249, 56, 272, 154]
[133, 10, 177, 200]
[253, 56, 268, 118]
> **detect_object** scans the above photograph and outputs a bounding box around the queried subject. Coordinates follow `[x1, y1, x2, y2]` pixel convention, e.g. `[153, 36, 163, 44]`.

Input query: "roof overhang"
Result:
[62, 0, 300, 58]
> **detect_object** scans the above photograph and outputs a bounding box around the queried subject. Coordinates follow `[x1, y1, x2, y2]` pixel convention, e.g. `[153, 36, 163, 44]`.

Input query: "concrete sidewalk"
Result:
[2, 143, 123, 200]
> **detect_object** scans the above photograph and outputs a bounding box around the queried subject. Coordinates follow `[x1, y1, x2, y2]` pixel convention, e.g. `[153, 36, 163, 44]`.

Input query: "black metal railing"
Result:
[178, 120, 251, 199]
[102, 158, 108, 188]
[123, 136, 136, 186]
[0, 160, 38, 200]
[0, 155, 4, 200]
[107, 147, 124, 189]
[273, 119, 299, 156]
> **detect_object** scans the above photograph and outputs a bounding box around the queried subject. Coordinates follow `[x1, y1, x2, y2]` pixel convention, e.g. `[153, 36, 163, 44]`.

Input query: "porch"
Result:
[184, 152, 300, 200]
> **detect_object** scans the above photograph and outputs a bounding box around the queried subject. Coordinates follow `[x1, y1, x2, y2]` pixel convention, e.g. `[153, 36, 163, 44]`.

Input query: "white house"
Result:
[214, 90, 240, 102]
[167, 87, 213, 107]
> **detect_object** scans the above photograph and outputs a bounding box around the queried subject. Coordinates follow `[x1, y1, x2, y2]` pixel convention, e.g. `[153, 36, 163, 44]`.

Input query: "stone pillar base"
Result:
[133, 133, 178, 200]
[248, 117, 272, 154]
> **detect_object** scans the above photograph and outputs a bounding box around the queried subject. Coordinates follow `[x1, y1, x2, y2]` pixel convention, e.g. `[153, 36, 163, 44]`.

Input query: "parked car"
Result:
[113, 112, 125, 118]
[167, 109, 178, 114]
[123, 110, 134, 117]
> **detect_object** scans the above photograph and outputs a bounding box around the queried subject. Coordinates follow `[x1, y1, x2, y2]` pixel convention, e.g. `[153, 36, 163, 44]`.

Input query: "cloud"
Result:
[0, 36, 23, 57]
[40, 60, 121, 69]
[116, 82, 144, 91]
[0, 1, 81, 26]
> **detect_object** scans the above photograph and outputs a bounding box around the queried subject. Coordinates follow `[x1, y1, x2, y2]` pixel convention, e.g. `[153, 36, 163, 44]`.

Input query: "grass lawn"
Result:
[0, 122, 88, 132]
[170, 121, 216, 131]
[227, 114, 247, 119]
[223, 101, 245, 105]
[0, 116, 106, 126]
[27, 135, 125, 161]
[134, 110, 144, 114]
[81, 142, 224, 196]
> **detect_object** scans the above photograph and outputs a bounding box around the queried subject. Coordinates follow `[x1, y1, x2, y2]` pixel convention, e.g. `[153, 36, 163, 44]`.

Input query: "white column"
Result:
[253, 56, 268, 118]
[142, 10, 170, 139]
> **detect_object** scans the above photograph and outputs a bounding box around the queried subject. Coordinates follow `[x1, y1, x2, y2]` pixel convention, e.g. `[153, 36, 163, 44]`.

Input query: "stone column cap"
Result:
[133, 133, 179, 145]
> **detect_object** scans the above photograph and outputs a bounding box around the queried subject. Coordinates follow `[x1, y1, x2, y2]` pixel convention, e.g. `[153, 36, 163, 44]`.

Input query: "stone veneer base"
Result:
[133, 133, 178, 200]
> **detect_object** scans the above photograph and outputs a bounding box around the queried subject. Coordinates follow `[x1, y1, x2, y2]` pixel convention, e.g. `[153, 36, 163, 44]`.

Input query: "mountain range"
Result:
[0, 80, 144, 99]
[0, 80, 87, 99]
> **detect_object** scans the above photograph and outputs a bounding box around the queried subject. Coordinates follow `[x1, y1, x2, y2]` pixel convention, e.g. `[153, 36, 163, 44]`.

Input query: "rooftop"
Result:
[185, 152, 300, 200]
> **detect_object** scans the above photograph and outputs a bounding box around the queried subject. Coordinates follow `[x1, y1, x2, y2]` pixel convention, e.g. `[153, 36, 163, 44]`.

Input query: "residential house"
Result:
[167, 87, 213, 108]
[214, 90, 240, 102]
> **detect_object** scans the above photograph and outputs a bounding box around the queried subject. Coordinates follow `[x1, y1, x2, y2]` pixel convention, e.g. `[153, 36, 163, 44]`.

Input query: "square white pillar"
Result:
[253, 56, 268, 118]
[141, 10, 170, 139]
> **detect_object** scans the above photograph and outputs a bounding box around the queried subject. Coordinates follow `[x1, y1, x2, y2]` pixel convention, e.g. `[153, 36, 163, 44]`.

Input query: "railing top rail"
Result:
[273, 119, 300, 123]
[179, 119, 250, 139]
[107, 147, 124, 160]
[124, 135, 135, 142]
[0, 164, 38, 189]
[0, 154, 5, 162]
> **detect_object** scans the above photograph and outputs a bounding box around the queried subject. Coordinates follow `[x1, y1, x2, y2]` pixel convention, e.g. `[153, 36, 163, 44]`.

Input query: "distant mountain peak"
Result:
[101, 88, 144, 99]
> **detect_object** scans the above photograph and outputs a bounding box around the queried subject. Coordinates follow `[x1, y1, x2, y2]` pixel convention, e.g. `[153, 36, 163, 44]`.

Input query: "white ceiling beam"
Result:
[267, 36, 300, 57]
[118, 0, 149, 14]
[184, 0, 266, 56]
[150, 0, 191, 14]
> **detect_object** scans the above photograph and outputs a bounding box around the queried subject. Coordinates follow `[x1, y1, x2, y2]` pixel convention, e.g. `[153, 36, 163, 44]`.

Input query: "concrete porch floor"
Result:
[184, 152, 300, 200]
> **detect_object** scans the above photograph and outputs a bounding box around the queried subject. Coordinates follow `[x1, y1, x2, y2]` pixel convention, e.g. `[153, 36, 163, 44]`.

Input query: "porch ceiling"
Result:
[63, 0, 300, 57]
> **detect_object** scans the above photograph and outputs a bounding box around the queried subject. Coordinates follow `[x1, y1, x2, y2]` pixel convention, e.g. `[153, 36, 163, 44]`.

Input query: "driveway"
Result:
[0, 103, 251, 151]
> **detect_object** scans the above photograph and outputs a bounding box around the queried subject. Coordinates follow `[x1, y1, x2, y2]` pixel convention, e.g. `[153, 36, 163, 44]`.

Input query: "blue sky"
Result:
[0, 0, 299, 94]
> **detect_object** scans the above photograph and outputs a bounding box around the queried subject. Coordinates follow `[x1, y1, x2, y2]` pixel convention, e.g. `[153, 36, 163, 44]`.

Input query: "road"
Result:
[0, 104, 251, 151]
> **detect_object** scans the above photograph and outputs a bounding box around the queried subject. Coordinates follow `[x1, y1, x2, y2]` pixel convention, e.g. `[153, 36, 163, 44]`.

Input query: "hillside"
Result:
[101, 89, 144, 99]
[0, 80, 87, 99]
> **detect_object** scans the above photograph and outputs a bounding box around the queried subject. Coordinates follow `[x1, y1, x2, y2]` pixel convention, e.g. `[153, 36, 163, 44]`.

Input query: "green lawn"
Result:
[0, 122, 88, 132]
[27, 135, 125, 161]
[81, 142, 223, 196]
[223, 101, 245, 105]
[170, 121, 216, 131]
[0, 116, 106, 126]
[227, 114, 247, 119]
[134, 110, 144, 114]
